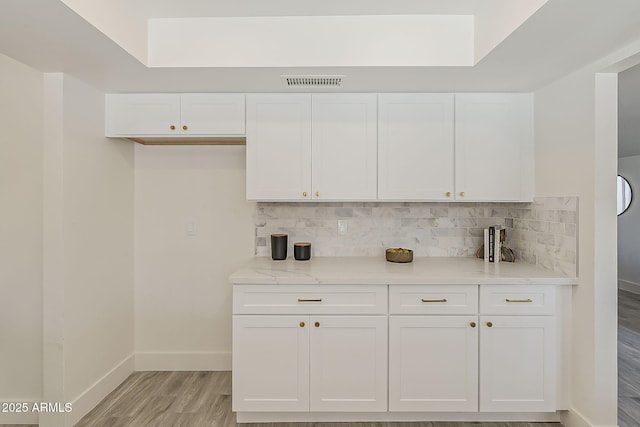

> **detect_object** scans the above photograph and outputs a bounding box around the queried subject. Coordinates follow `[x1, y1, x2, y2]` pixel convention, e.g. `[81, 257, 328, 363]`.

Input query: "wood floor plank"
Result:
[619, 290, 640, 426]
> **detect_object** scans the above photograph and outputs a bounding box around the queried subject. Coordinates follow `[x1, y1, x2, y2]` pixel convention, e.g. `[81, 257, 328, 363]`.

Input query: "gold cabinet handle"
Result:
[314, 322, 320, 328]
[299, 321, 305, 328]
[315, 191, 320, 197]
[170, 125, 176, 130]
[303, 192, 308, 197]
[505, 298, 533, 303]
[486, 321, 493, 328]
[298, 298, 322, 303]
[459, 191, 465, 197]
[421, 298, 448, 303]
[182, 125, 188, 131]
[470, 322, 476, 328]
[446, 192, 451, 197]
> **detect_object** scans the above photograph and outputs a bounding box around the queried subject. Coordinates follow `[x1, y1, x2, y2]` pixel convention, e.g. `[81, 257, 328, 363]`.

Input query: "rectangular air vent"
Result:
[281, 75, 345, 88]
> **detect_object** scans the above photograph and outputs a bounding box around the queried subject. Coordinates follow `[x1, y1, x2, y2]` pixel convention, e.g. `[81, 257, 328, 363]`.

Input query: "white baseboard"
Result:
[237, 411, 561, 423]
[619, 278, 640, 294]
[135, 351, 231, 371]
[0, 399, 39, 425]
[66, 353, 135, 426]
[561, 407, 619, 427]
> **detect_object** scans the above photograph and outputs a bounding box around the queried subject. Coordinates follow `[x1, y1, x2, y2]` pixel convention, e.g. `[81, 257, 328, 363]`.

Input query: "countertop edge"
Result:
[228, 257, 578, 286]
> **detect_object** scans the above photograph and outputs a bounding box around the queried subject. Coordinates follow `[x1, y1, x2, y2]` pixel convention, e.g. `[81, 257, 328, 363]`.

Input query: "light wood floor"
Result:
[618, 289, 640, 426]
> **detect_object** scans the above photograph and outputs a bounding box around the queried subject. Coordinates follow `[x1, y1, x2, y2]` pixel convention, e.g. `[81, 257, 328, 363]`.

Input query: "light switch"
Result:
[186, 221, 197, 236]
[337, 219, 348, 236]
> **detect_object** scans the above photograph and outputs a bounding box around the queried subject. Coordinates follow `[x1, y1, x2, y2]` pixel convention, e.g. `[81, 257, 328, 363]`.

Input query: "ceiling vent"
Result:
[281, 75, 345, 89]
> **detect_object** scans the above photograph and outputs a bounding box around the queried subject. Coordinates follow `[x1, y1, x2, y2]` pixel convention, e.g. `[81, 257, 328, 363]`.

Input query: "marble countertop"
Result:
[229, 256, 577, 286]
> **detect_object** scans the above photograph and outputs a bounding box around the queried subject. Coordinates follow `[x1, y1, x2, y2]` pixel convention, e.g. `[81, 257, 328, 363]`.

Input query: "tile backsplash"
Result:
[254, 196, 577, 276]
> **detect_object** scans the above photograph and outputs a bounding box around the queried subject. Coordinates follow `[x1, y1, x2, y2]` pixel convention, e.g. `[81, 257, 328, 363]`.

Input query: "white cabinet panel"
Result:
[389, 315, 478, 412]
[479, 315, 556, 412]
[480, 285, 556, 315]
[233, 284, 388, 315]
[246, 94, 312, 200]
[378, 93, 455, 200]
[310, 316, 387, 412]
[312, 94, 378, 200]
[180, 93, 245, 135]
[106, 93, 180, 136]
[232, 315, 309, 412]
[389, 284, 478, 315]
[106, 93, 245, 137]
[455, 93, 534, 201]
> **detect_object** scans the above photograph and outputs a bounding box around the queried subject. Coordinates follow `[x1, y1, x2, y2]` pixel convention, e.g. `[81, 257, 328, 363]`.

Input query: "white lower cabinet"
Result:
[310, 316, 388, 411]
[233, 314, 387, 412]
[389, 315, 478, 411]
[388, 284, 557, 413]
[232, 315, 309, 412]
[479, 315, 556, 412]
[233, 283, 560, 418]
[232, 284, 388, 413]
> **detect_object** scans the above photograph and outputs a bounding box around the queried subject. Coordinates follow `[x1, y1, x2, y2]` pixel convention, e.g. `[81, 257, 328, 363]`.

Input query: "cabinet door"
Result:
[180, 94, 245, 135]
[378, 94, 454, 200]
[246, 94, 312, 200]
[232, 315, 309, 411]
[312, 94, 378, 200]
[389, 316, 478, 412]
[479, 315, 556, 412]
[454, 93, 534, 201]
[309, 316, 387, 412]
[106, 94, 181, 136]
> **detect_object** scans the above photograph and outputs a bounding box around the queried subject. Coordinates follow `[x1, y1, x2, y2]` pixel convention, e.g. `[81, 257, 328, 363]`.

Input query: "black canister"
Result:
[294, 242, 311, 261]
[271, 234, 288, 260]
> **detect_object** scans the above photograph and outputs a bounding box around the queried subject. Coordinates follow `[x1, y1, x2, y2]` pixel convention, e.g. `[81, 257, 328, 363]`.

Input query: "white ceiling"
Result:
[125, 0, 477, 18]
[3, 0, 640, 155]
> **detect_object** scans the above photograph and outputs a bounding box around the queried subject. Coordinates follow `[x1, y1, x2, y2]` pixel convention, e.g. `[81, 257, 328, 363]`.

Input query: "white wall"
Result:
[535, 69, 618, 426]
[618, 155, 640, 293]
[42, 73, 134, 427]
[0, 52, 44, 425]
[134, 145, 255, 370]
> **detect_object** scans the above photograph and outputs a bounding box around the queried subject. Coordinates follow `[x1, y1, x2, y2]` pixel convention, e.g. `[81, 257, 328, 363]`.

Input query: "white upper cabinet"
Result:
[454, 93, 534, 201]
[106, 94, 181, 136]
[105, 93, 245, 137]
[246, 93, 377, 201]
[312, 94, 378, 201]
[179, 93, 245, 135]
[378, 94, 455, 201]
[246, 94, 312, 201]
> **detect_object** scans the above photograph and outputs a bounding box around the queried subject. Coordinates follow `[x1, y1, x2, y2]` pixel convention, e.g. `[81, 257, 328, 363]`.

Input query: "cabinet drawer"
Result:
[233, 284, 388, 315]
[480, 285, 555, 315]
[389, 285, 478, 315]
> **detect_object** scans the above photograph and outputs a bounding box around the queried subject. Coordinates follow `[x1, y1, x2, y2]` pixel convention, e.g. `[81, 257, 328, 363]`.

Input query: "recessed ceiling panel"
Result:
[127, 0, 476, 18]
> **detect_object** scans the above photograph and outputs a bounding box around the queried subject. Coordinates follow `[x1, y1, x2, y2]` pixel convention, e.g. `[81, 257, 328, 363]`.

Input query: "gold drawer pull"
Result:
[505, 298, 533, 303]
[421, 298, 448, 303]
[299, 321, 305, 328]
[298, 298, 322, 302]
[486, 321, 493, 327]
[470, 322, 476, 328]
[314, 322, 320, 327]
